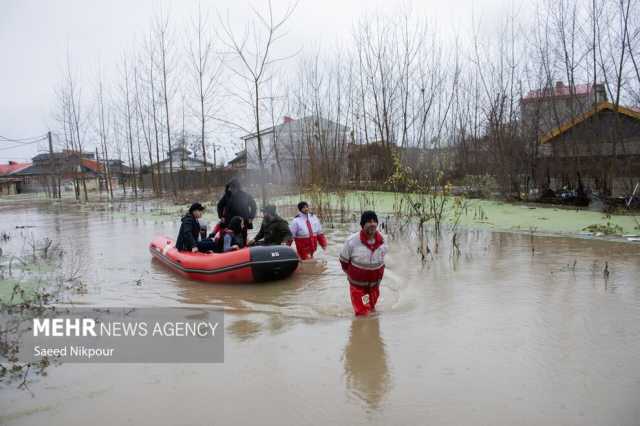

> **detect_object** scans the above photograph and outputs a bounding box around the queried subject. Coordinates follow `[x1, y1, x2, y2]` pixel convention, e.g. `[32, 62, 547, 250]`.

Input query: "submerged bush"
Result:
[0, 235, 85, 389]
[582, 221, 624, 236]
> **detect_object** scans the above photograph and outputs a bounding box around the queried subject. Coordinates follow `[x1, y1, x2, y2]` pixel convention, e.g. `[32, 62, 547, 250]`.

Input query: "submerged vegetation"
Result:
[270, 158, 638, 262]
[0, 232, 86, 390]
[275, 189, 639, 241]
[385, 154, 468, 261]
[582, 221, 625, 236]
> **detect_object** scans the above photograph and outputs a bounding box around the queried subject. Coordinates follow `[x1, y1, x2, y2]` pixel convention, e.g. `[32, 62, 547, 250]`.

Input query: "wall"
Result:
[141, 169, 266, 191]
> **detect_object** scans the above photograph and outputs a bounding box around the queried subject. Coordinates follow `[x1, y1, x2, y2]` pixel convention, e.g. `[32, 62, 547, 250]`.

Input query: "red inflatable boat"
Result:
[149, 236, 299, 283]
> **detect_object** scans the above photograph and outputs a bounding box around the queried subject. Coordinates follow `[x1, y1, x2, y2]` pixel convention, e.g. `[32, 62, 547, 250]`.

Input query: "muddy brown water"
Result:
[1, 201, 640, 425]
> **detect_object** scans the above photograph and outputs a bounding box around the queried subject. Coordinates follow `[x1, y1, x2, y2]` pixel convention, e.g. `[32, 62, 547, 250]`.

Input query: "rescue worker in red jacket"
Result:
[339, 211, 387, 316]
[289, 201, 327, 260]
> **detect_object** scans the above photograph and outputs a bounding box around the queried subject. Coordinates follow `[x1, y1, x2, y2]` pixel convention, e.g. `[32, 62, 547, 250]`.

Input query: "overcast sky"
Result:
[0, 0, 511, 163]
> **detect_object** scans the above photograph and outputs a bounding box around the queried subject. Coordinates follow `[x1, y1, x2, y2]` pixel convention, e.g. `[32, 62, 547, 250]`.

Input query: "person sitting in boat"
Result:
[289, 201, 327, 260]
[216, 178, 257, 245]
[215, 216, 245, 253]
[195, 220, 222, 253]
[209, 221, 223, 240]
[248, 205, 293, 246]
[175, 203, 205, 252]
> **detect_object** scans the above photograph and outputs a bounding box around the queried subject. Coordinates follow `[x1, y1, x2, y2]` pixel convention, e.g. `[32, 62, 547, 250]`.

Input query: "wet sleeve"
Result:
[313, 217, 327, 247]
[248, 195, 257, 219]
[317, 233, 328, 249]
[378, 245, 387, 279]
[285, 230, 293, 245]
[217, 197, 225, 219]
[289, 219, 298, 237]
[339, 239, 351, 272]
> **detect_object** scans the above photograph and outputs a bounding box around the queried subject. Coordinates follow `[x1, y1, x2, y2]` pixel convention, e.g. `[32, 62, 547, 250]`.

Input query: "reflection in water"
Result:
[227, 319, 262, 342]
[343, 316, 391, 410]
[2, 203, 640, 425]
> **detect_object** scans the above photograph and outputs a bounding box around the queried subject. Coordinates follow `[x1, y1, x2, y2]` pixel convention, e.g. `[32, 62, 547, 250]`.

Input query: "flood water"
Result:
[1, 200, 640, 425]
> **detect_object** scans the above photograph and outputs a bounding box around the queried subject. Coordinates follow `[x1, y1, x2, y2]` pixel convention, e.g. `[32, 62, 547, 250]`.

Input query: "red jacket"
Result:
[339, 230, 386, 286]
[289, 213, 327, 257]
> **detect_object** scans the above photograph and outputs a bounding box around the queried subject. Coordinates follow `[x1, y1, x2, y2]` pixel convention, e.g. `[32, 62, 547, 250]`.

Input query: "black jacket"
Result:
[254, 215, 292, 245]
[175, 214, 201, 251]
[217, 188, 257, 227]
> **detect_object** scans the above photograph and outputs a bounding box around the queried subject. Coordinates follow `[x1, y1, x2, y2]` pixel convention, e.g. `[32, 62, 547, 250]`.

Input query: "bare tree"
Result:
[154, 11, 177, 196]
[145, 32, 163, 194]
[120, 54, 138, 198]
[219, 0, 299, 204]
[57, 49, 90, 201]
[187, 2, 224, 188]
[133, 56, 157, 194]
[95, 69, 114, 199]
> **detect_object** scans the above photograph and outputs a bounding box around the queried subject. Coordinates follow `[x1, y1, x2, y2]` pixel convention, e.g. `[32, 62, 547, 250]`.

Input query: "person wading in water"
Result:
[339, 211, 387, 316]
[289, 201, 327, 260]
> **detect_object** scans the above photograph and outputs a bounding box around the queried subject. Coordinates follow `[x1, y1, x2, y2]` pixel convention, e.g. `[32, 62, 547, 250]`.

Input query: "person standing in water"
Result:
[289, 201, 327, 260]
[216, 178, 257, 245]
[339, 211, 387, 316]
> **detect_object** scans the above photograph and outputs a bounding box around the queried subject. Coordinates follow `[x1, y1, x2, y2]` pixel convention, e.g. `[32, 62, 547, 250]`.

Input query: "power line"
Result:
[0, 134, 48, 143]
[0, 138, 44, 152]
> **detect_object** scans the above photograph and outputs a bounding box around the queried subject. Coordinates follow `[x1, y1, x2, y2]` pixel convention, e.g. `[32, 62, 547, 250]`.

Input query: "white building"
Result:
[241, 116, 351, 182]
[153, 147, 210, 172]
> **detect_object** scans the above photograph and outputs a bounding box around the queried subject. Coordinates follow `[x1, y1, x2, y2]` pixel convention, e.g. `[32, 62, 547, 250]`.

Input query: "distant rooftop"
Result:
[522, 81, 604, 102]
[0, 161, 31, 176]
[241, 116, 349, 140]
[228, 150, 246, 165]
[32, 150, 95, 162]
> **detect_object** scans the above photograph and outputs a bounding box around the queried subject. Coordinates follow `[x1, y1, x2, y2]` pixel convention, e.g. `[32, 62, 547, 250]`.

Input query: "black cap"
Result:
[261, 204, 277, 216]
[189, 202, 205, 213]
[360, 210, 378, 228]
[297, 201, 309, 211]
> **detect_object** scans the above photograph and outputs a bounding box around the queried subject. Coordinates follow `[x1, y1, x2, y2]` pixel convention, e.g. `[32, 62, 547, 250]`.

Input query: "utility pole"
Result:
[47, 131, 58, 199]
[95, 147, 103, 197]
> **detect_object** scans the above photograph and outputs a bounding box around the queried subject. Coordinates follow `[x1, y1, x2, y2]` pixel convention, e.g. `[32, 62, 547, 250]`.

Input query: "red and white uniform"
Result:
[339, 230, 386, 316]
[289, 213, 327, 260]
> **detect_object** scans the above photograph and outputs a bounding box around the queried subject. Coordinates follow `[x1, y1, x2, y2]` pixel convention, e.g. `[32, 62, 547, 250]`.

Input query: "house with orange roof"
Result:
[11, 150, 111, 195]
[0, 161, 32, 195]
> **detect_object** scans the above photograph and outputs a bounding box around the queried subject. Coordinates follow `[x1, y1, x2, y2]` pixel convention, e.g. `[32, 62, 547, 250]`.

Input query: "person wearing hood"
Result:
[339, 211, 387, 316]
[248, 205, 292, 246]
[289, 201, 327, 260]
[216, 178, 257, 244]
[175, 203, 205, 252]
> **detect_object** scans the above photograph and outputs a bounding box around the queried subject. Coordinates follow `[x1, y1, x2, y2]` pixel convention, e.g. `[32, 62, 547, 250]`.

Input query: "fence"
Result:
[140, 169, 267, 191]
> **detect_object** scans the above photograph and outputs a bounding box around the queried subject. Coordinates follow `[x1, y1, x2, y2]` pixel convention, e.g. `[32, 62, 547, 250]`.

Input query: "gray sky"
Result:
[0, 0, 509, 163]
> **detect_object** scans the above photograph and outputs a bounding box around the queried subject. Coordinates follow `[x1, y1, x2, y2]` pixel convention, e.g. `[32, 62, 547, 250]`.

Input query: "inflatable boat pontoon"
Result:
[149, 236, 299, 283]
